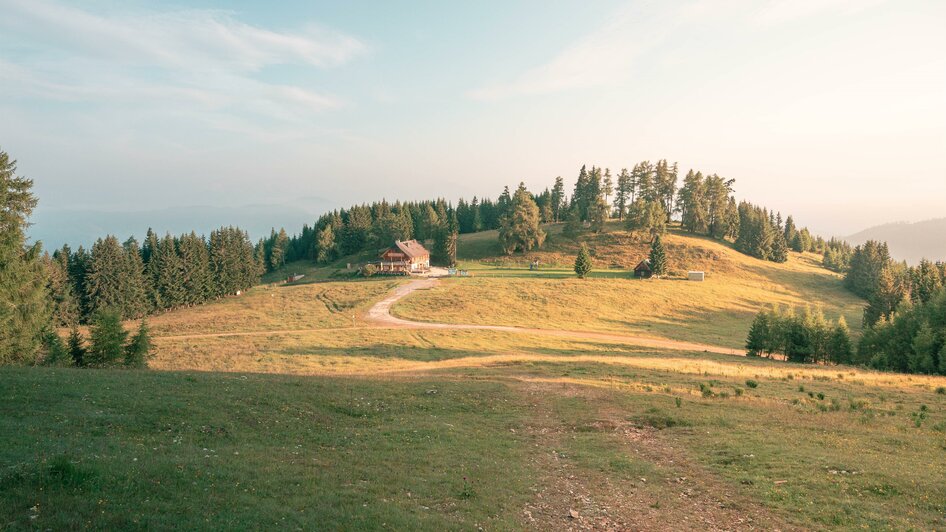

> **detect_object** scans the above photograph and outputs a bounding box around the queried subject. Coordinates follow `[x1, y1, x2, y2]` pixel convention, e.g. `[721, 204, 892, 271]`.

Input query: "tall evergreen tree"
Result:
[125, 319, 151, 368]
[0, 149, 49, 364]
[614, 168, 632, 221]
[85, 309, 128, 367]
[550, 177, 566, 223]
[648, 234, 668, 278]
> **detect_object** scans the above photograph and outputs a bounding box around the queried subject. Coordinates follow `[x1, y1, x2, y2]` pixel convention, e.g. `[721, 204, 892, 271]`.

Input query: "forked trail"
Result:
[366, 278, 742, 356]
[157, 279, 741, 356]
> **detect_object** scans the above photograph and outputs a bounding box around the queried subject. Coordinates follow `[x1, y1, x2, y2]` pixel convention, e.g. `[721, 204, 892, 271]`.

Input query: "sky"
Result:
[1, 0, 944, 247]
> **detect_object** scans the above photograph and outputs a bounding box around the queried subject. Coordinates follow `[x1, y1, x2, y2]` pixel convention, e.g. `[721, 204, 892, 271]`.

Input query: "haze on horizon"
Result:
[1, 0, 944, 248]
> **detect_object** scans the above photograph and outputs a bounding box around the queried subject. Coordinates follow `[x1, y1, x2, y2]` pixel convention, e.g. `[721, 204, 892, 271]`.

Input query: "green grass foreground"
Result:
[0, 368, 532, 530]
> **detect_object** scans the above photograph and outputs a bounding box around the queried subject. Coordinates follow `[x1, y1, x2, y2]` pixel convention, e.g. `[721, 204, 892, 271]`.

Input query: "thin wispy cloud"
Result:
[467, 0, 891, 101]
[0, 0, 366, 129]
[466, 4, 667, 101]
[750, 0, 888, 27]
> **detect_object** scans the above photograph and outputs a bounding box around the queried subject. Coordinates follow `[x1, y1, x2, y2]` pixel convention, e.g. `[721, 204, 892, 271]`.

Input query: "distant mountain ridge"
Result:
[846, 218, 946, 264]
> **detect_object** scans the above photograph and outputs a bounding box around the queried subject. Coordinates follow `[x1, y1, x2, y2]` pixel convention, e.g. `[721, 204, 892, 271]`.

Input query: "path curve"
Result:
[366, 279, 742, 356]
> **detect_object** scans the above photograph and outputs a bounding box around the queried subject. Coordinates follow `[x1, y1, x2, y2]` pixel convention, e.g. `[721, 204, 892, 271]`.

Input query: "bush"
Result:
[936, 387, 946, 395]
[745, 379, 759, 389]
[361, 264, 378, 277]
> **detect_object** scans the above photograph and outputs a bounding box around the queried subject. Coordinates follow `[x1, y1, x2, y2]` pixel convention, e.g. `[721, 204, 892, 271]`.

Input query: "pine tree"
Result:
[269, 228, 289, 271]
[550, 177, 566, 223]
[602, 168, 613, 206]
[41, 329, 68, 366]
[84, 236, 127, 317]
[178, 232, 211, 306]
[589, 196, 609, 233]
[614, 168, 631, 221]
[826, 316, 853, 364]
[316, 225, 336, 264]
[85, 309, 128, 367]
[154, 234, 186, 309]
[0, 148, 50, 364]
[745, 311, 770, 356]
[574, 244, 592, 279]
[46, 248, 79, 327]
[122, 237, 150, 317]
[648, 234, 668, 278]
[125, 319, 151, 368]
[68, 326, 85, 367]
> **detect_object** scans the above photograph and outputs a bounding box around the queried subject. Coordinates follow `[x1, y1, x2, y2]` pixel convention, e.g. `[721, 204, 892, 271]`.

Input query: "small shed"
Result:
[688, 271, 705, 282]
[634, 260, 653, 279]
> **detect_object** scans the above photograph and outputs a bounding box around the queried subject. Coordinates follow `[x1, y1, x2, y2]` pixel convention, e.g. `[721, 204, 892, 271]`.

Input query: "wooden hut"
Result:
[379, 240, 431, 274]
[634, 260, 653, 279]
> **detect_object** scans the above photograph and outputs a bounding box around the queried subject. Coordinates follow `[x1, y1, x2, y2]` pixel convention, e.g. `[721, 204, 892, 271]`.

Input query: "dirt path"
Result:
[156, 279, 741, 356]
[366, 278, 743, 356]
[516, 380, 795, 531]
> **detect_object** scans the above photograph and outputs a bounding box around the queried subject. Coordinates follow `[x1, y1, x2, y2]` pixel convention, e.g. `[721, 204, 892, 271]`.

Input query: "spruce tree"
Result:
[122, 237, 150, 317]
[86, 309, 128, 367]
[745, 311, 770, 356]
[0, 149, 50, 364]
[125, 319, 151, 368]
[826, 316, 853, 364]
[41, 329, 69, 366]
[574, 244, 592, 279]
[648, 234, 668, 278]
[269, 228, 289, 271]
[68, 326, 85, 367]
[46, 249, 79, 327]
[316, 224, 336, 264]
[550, 177, 566, 222]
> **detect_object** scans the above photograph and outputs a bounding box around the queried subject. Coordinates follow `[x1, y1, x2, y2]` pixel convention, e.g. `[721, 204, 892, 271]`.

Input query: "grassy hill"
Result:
[393, 222, 864, 349]
[7, 222, 946, 529]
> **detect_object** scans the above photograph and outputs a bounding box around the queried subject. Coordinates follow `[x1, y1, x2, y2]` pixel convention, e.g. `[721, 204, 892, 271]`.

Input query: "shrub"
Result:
[936, 387, 946, 395]
[361, 264, 378, 277]
[817, 392, 825, 400]
[734, 387, 744, 397]
[675, 397, 682, 408]
[633, 408, 689, 429]
[745, 379, 759, 389]
[798, 385, 805, 392]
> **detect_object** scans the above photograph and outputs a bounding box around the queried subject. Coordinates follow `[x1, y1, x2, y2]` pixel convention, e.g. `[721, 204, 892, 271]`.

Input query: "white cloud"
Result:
[0, 0, 366, 132]
[2, 0, 365, 71]
[750, 0, 887, 27]
[466, 3, 668, 101]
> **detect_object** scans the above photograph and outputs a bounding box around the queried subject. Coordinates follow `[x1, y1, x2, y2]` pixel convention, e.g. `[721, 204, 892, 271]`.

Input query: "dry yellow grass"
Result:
[393, 227, 864, 348]
[145, 279, 401, 337]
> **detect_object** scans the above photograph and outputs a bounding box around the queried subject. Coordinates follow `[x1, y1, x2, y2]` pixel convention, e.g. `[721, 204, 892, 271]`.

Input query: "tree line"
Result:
[261, 198, 460, 270]
[47, 227, 261, 327]
[746, 306, 854, 364]
[747, 240, 946, 375]
[1, 148, 260, 366]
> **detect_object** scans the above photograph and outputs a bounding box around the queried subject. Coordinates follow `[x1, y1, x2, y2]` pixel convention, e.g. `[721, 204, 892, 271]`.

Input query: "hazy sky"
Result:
[2, 0, 944, 245]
